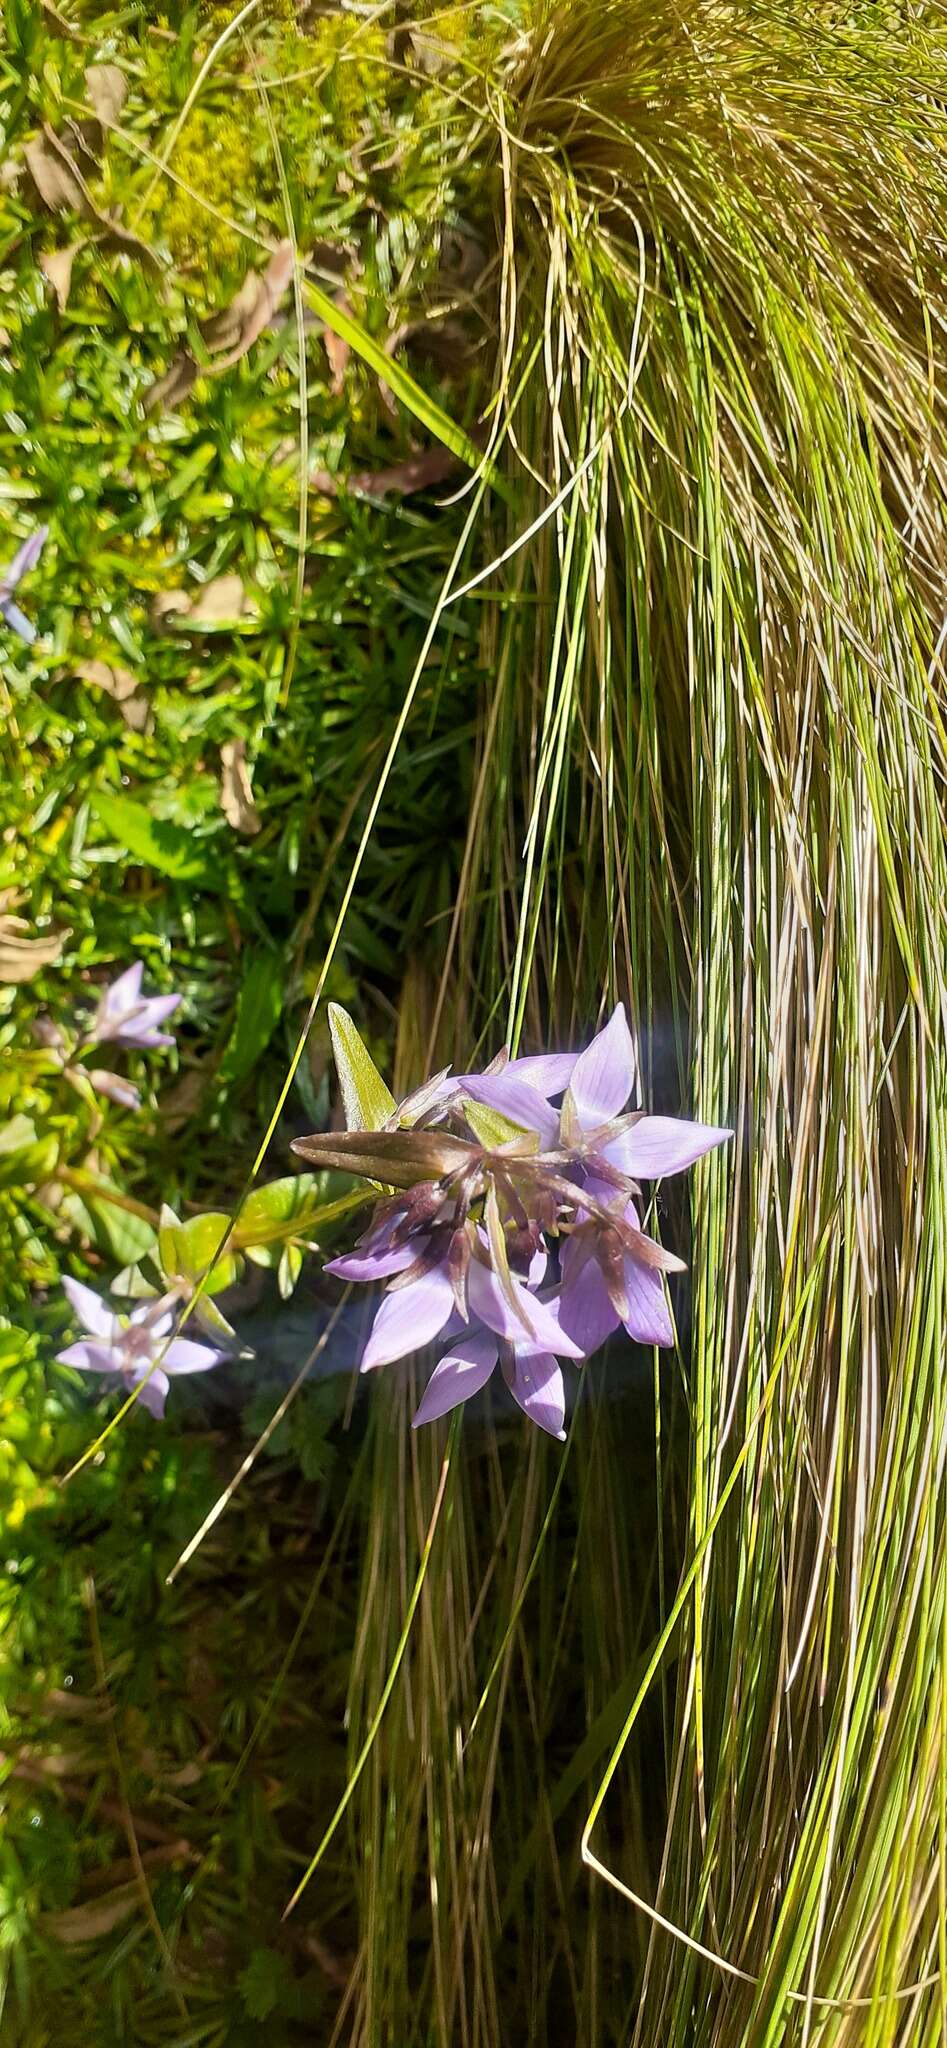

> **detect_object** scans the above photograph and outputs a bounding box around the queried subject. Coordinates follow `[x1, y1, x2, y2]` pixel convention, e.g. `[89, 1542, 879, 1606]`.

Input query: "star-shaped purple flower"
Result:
[327, 1225, 582, 1438]
[88, 961, 182, 1050]
[57, 1278, 226, 1418]
[0, 526, 48, 643]
[297, 998, 732, 1438]
[469, 1004, 730, 1182]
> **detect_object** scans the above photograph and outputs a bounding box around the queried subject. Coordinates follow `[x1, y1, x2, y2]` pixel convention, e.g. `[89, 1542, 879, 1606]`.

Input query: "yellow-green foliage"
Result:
[141, 107, 255, 273]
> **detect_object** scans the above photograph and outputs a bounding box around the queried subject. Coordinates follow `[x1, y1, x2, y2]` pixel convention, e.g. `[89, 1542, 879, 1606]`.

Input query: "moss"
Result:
[140, 108, 256, 276]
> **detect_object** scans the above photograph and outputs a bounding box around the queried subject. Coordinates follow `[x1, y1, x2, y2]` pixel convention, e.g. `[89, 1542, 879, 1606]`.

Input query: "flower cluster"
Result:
[53, 963, 204, 1418]
[294, 1004, 731, 1438]
[57, 1279, 227, 1419]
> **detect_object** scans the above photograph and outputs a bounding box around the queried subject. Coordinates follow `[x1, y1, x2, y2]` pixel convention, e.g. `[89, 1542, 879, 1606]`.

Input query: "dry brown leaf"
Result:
[25, 124, 158, 269]
[76, 658, 149, 729]
[25, 131, 85, 213]
[142, 241, 294, 413]
[186, 575, 246, 625]
[202, 239, 294, 364]
[45, 1888, 140, 1945]
[78, 1841, 192, 1894]
[39, 241, 82, 312]
[40, 0, 78, 36]
[84, 64, 127, 134]
[40, 1687, 106, 1719]
[75, 657, 138, 702]
[150, 588, 191, 626]
[0, 915, 68, 984]
[220, 739, 262, 837]
[311, 445, 460, 502]
[141, 354, 197, 414]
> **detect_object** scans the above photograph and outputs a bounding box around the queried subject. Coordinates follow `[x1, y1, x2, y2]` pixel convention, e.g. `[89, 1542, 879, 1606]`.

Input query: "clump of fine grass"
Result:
[377, 2, 947, 2043]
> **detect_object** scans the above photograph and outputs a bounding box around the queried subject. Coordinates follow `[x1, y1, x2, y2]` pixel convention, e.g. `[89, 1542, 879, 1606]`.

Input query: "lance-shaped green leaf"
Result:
[290, 1126, 476, 1189]
[327, 1004, 397, 1132]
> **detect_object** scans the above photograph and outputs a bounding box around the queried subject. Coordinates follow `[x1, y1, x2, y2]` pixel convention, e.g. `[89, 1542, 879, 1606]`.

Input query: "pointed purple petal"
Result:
[412, 1333, 499, 1427]
[507, 1052, 578, 1097]
[361, 1265, 455, 1371]
[458, 1075, 559, 1148]
[4, 527, 48, 586]
[1, 600, 36, 643]
[101, 962, 144, 1017]
[604, 1116, 732, 1179]
[56, 1342, 119, 1375]
[61, 1276, 115, 1338]
[557, 1246, 621, 1359]
[622, 1256, 675, 1347]
[506, 1350, 566, 1438]
[325, 1240, 417, 1283]
[131, 1368, 170, 1418]
[162, 1338, 225, 1375]
[566, 1004, 636, 1129]
[467, 1262, 583, 1357]
[140, 995, 182, 1029]
[526, 1244, 548, 1288]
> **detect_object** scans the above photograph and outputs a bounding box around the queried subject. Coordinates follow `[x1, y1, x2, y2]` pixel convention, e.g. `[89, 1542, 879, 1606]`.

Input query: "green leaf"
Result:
[238, 1946, 293, 2022]
[327, 1003, 396, 1132]
[301, 279, 488, 481]
[86, 1194, 156, 1267]
[235, 1173, 322, 1237]
[157, 1207, 239, 1292]
[0, 1117, 58, 1190]
[90, 791, 216, 884]
[219, 950, 284, 1086]
[0, 1115, 37, 1153]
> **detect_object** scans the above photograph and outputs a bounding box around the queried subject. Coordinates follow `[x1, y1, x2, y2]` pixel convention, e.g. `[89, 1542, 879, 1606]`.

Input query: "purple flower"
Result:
[468, 1004, 730, 1179]
[0, 526, 48, 643]
[88, 961, 181, 1050]
[413, 1324, 571, 1440]
[299, 999, 732, 1437]
[56, 1278, 226, 1418]
[328, 1220, 581, 1436]
[558, 1181, 675, 1355]
[331, 1229, 581, 1375]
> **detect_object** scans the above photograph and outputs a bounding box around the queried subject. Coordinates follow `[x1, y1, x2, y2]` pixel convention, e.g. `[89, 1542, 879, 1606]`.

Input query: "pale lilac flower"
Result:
[335, 1230, 581, 1377]
[57, 1277, 226, 1418]
[329, 1220, 580, 1436]
[33, 1016, 66, 1052]
[0, 525, 48, 643]
[88, 961, 181, 1050]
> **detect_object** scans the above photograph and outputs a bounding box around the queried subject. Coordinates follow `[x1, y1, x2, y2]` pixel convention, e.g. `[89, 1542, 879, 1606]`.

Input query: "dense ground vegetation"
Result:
[3, 0, 947, 2042]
